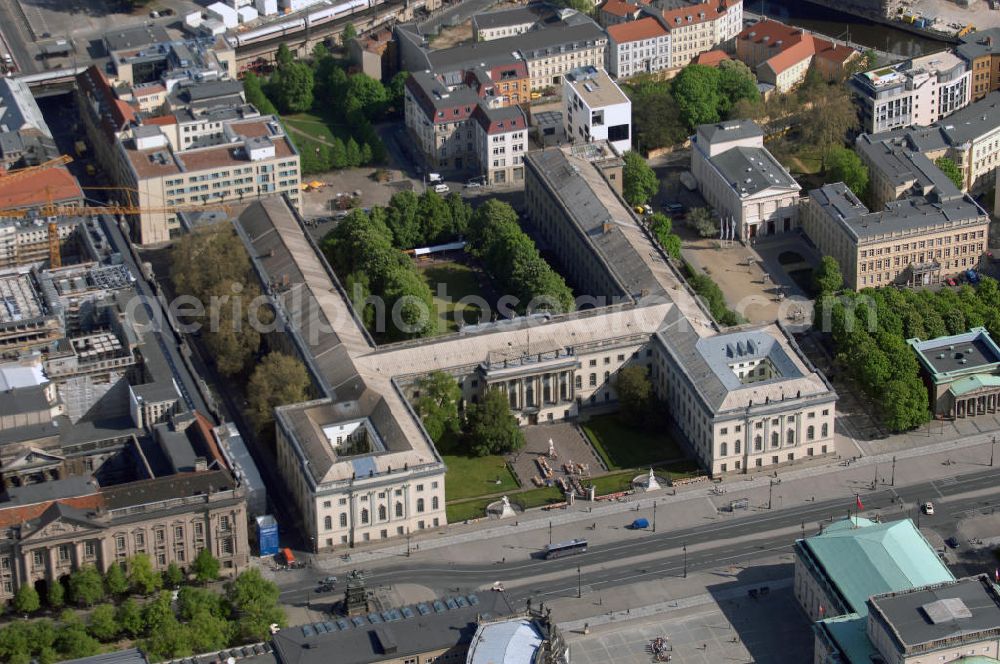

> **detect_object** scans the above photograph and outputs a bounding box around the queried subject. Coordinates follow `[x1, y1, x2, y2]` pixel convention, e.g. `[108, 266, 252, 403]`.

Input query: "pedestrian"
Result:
[502, 557, 506, 564]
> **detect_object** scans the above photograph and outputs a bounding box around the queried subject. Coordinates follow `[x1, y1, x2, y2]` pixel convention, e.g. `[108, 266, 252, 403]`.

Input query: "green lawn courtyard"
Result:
[442, 454, 518, 502]
[418, 260, 494, 333]
[581, 415, 685, 470]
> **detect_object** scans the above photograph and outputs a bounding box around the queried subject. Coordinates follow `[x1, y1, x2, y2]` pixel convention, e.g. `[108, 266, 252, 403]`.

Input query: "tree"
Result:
[127, 554, 162, 596]
[341, 23, 357, 45]
[247, 352, 311, 432]
[13, 584, 40, 614]
[87, 604, 120, 642]
[272, 62, 314, 113]
[275, 43, 294, 70]
[825, 146, 869, 197]
[386, 71, 410, 116]
[345, 74, 389, 120]
[935, 157, 964, 189]
[649, 213, 681, 259]
[104, 562, 128, 597]
[716, 59, 759, 116]
[728, 96, 766, 122]
[622, 151, 659, 206]
[384, 266, 436, 339]
[242, 71, 278, 116]
[464, 388, 524, 456]
[814, 255, 844, 295]
[54, 612, 100, 660]
[686, 207, 718, 237]
[141, 617, 192, 662]
[345, 137, 362, 167]
[117, 599, 144, 638]
[549, 0, 592, 12]
[163, 562, 185, 589]
[225, 568, 287, 642]
[415, 372, 462, 445]
[191, 548, 221, 585]
[800, 85, 858, 154]
[141, 591, 174, 633]
[178, 586, 227, 621]
[671, 65, 723, 128]
[311, 41, 329, 62]
[68, 566, 105, 607]
[626, 79, 688, 152]
[47, 580, 65, 609]
[615, 364, 653, 424]
[203, 294, 263, 376]
[330, 136, 347, 169]
[417, 189, 453, 244]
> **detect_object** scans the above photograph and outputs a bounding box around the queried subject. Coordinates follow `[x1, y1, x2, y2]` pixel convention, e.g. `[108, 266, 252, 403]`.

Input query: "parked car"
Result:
[428, 172, 443, 183]
[966, 269, 980, 284]
[629, 518, 650, 530]
[663, 202, 685, 215]
[945, 536, 959, 549]
[946, 277, 957, 286]
[433, 183, 450, 194]
[922, 501, 934, 515]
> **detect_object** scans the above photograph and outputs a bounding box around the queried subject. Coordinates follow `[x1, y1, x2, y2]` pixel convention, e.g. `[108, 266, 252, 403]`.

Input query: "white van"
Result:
[433, 183, 450, 194]
[428, 172, 443, 183]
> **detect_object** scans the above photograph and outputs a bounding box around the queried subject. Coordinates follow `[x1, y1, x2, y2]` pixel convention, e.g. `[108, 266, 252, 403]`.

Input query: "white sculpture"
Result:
[499, 495, 516, 518]
[644, 468, 661, 492]
[548, 438, 556, 459]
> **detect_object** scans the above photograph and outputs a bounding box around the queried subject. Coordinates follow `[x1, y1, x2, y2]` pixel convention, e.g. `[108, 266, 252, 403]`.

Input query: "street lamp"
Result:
[406, 528, 411, 557]
[873, 462, 878, 489]
[653, 500, 657, 533]
[683, 543, 687, 578]
[768, 479, 775, 510]
[992, 436, 996, 467]
[549, 520, 552, 546]
[577, 566, 582, 599]
[891, 456, 896, 486]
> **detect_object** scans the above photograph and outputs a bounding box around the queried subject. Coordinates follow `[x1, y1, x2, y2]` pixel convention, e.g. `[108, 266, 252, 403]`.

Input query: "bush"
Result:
[683, 263, 741, 326]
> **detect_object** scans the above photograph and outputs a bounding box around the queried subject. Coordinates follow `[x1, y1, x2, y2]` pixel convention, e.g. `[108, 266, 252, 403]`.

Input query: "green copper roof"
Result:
[803, 518, 954, 616]
[950, 374, 1000, 397]
[817, 614, 877, 664]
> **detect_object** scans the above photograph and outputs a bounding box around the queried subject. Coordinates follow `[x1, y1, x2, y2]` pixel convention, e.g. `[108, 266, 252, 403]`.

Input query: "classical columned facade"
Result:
[482, 356, 580, 425]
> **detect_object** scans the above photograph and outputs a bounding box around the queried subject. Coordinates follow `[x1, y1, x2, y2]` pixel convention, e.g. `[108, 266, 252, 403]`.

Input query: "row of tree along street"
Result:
[0, 553, 284, 663]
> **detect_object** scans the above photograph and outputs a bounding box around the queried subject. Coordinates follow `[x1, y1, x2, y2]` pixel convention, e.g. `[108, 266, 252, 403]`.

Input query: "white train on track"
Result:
[229, 0, 379, 47]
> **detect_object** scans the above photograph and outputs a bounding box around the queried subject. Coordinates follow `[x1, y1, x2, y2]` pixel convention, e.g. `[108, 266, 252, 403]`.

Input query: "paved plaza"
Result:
[511, 423, 606, 488]
[568, 584, 812, 664]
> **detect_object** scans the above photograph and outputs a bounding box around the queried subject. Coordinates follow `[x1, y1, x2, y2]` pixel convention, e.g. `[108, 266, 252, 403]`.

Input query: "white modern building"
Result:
[606, 16, 671, 78]
[690, 120, 801, 240]
[851, 51, 972, 134]
[563, 66, 632, 154]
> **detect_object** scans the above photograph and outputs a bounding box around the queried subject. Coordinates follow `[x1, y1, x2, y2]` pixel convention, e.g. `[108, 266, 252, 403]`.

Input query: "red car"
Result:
[946, 278, 957, 286]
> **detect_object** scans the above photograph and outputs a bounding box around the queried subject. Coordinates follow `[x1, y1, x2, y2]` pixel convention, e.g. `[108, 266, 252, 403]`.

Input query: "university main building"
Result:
[236, 141, 837, 552]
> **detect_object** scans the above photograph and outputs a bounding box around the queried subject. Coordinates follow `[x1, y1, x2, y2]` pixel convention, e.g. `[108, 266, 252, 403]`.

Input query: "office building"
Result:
[691, 120, 801, 240]
[0, 77, 57, 168]
[562, 67, 632, 153]
[659, 0, 743, 68]
[472, 4, 553, 42]
[851, 52, 971, 134]
[606, 17, 671, 79]
[736, 18, 859, 93]
[472, 104, 528, 185]
[956, 28, 1000, 101]
[908, 327, 1000, 419]
[801, 182, 988, 290]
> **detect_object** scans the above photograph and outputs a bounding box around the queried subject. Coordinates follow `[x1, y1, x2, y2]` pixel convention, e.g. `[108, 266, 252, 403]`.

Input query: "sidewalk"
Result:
[309, 428, 1000, 572]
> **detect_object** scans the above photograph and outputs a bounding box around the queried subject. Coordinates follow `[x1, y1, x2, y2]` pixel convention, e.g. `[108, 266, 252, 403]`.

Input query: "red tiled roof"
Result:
[145, 114, 178, 126]
[737, 17, 807, 47]
[762, 33, 816, 75]
[814, 38, 858, 64]
[608, 16, 668, 42]
[695, 49, 731, 66]
[601, 0, 642, 17]
[75, 65, 137, 140]
[0, 168, 84, 210]
[194, 410, 228, 470]
[661, 0, 729, 27]
[0, 494, 104, 528]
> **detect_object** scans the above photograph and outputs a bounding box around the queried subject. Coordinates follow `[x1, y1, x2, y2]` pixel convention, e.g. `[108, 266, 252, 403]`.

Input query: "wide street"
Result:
[276, 464, 1000, 622]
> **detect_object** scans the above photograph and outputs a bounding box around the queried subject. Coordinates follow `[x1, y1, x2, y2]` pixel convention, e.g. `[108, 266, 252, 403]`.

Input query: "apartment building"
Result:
[404, 62, 530, 175]
[563, 66, 632, 153]
[606, 16, 671, 78]
[736, 18, 859, 92]
[401, 13, 607, 91]
[661, 0, 743, 69]
[598, 0, 646, 27]
[114, 116, 300, 244]
[851, 52, 971, 134]
[801, 182, 988, 290]
[471, 5, 547, 41]
[691, 120, 801, 240]
[472, 103, 528, 185]
[858, 92, 1000, 196]
[956, 28, 1000, 101]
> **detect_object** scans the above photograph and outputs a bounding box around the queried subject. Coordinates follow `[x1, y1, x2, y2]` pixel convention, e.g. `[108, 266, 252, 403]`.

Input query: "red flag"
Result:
[994, 569, 999, 583]
[856, 495, 864, 511]
[819, 604, 826, 617]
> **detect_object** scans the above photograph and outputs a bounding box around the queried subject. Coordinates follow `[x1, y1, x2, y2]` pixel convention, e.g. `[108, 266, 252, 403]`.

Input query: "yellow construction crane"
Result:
[0, 155, 73, 185]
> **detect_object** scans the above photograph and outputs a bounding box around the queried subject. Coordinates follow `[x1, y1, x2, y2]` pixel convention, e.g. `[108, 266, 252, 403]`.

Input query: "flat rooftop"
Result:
[0, 273, 45, 323]
[869, 576, 1000, 653]
[565, 66, 629, 108]
[909, 327, 1000, 377]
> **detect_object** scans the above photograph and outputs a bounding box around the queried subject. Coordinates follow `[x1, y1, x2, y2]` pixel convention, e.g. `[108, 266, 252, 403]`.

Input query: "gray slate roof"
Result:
[61, 649, 149, 664]
[697, 120, 764, 146]
[956, 28, 1000, 61]
[271, 592, 515, 664]
[427, 20, 605, 71]
[105, 24, 172, 52]
[709, 145, 800, 197]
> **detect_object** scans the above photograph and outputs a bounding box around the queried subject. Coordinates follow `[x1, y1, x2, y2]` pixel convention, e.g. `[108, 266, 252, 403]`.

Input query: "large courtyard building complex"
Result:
[691, 120, 801, 241]
[851, 52, 971, 134]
